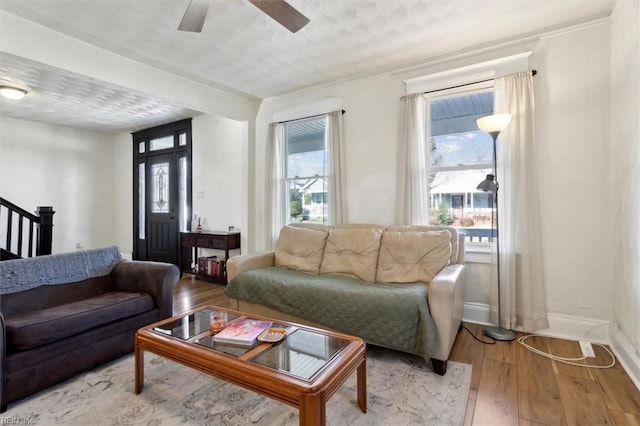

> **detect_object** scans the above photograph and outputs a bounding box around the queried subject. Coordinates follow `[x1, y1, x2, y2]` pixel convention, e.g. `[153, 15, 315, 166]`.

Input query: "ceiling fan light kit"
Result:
[178, 0, 309, 33]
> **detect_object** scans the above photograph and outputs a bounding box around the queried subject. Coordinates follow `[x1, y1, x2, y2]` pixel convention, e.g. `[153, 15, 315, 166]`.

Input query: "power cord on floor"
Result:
[518, 334, 616, 369]
[461, 325, 496, 345]
[460, 326, 616, 369]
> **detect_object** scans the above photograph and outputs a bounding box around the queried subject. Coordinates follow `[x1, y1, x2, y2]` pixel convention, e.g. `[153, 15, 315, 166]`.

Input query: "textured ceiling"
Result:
[0, 52, 199, 133]
[0, 0, 614, 133]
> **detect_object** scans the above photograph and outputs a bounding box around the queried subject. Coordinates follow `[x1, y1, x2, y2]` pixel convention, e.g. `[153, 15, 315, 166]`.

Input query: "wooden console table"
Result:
[179, 231, 241, 284]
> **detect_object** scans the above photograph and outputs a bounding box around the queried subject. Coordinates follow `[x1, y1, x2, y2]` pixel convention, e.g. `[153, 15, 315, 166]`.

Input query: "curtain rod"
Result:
[277, 109, 345, 124]
[420, 69, 537, 95]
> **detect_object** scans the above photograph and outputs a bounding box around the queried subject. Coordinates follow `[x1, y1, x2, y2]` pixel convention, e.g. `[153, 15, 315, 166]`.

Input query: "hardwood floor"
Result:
[173, 276, 640, 426]
[450, 324, 640, 426]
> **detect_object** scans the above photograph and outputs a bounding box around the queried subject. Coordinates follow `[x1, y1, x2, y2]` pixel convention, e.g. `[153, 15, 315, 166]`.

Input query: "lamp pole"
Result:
[476, 113, 515, 342]
[484, 131, 515, 341]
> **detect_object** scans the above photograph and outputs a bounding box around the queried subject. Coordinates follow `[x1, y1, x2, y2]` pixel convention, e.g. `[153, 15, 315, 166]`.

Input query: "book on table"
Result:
[213, 318, 272, 346]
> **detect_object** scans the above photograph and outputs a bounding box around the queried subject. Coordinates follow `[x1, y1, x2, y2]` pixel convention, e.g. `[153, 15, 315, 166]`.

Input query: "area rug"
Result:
[5, 346, 471, 425]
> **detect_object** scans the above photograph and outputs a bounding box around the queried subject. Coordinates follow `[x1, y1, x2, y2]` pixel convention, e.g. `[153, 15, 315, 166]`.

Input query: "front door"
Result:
[133, 119, 192, 265]
[146, 153, 179, 264]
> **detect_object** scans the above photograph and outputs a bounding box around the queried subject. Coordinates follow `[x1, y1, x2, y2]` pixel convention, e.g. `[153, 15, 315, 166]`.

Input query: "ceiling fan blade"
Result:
[178, 1, 209, 32]
[248, 0, 310, 33]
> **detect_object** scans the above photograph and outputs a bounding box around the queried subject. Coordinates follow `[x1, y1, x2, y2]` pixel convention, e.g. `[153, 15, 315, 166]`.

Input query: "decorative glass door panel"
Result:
[151, 162, 170, 213]
[138, 163, 146, 239]
[146, 154, 178, 264]
[178, 156, 188, 232]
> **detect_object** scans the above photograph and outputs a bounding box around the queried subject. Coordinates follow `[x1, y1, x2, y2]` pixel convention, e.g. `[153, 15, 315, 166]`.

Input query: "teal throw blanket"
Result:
[0, 246, 122, 295]
[225, 267, 437, 360]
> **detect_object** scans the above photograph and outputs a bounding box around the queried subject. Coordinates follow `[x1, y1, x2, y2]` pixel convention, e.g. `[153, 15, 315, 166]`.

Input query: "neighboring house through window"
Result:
[284, 115, 329, 224]
[425, 83, 496, 246]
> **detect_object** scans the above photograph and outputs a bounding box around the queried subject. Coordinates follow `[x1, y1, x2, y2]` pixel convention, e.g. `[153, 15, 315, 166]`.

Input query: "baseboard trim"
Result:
[463, 303, 610, 343]
[609, 325, 640, 391]
[532, 313, 610, 344]
[462, 302, 491, 325]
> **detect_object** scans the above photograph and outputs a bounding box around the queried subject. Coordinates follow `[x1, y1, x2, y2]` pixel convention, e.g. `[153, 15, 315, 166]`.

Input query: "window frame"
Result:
[283, 114, 330, 225]
[424, 80, 496, 255]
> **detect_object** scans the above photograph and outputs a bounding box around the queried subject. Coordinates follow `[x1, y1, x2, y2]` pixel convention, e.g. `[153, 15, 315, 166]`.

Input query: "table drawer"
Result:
[196, 236, 226, 249]
[181, 235, 197, 245]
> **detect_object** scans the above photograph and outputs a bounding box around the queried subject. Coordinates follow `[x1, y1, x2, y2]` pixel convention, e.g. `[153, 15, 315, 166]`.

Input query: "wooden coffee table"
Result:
[135, 306, 367, 426]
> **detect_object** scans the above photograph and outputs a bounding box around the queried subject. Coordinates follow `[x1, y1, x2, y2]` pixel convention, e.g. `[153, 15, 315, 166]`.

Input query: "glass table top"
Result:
[152, 309, 239, 340]
[194, 334, 256, 357]
[250, 328, 351, 380]
[151, 307, 353, 375]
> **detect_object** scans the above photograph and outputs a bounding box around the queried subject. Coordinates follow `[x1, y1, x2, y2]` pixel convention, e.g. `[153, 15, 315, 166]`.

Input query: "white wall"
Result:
[250, 20, 614, 339]
[610, 0, 640, 387]
[191, 114, 245, 233]
[0, 116, 116, 253]
[533, 21, 612, 322]
[113, 132, 133, 256]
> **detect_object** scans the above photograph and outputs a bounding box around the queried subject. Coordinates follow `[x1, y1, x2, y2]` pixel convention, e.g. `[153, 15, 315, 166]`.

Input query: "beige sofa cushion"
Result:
[336, 223, 387, 231]
[376, 230, 451, 284]
[386, 225, 459, 265]
[289, 223, 335, 233]
[275, 226, 329, 274]
[320, 227, 383, 282]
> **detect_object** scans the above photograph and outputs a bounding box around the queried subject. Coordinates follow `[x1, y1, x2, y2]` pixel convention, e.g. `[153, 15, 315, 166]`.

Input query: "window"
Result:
[149, 135, 174, 151]
[426, 86, 496, 244]
[284, 116, 328, 224]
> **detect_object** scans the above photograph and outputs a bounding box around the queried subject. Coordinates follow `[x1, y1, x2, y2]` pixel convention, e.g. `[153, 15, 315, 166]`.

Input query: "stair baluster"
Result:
[0, 198, 55, 259]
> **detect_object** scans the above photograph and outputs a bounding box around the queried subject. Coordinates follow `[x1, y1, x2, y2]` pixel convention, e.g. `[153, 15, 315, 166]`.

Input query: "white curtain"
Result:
[264, 122, 286, 250]
[326, 110, 347, 224]
[395, 93, 429, 225]
[494, 71, 549, 331]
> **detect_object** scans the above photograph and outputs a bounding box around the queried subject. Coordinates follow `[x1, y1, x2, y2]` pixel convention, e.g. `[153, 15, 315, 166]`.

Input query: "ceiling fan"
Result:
[178, 0, 310, 33]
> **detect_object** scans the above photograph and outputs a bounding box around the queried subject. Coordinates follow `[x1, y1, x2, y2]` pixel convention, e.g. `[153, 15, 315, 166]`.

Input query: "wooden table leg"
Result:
[299, 392, 325, 426]
[357, 358, 367, 413]
[135, 345, 144, 394]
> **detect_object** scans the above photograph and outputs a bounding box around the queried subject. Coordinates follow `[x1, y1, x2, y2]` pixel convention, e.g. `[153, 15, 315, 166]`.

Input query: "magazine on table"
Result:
[212, 318, 272, 346]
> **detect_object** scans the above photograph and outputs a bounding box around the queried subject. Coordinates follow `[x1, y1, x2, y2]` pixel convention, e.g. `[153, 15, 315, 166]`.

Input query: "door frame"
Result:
[132, 119, 192, 263]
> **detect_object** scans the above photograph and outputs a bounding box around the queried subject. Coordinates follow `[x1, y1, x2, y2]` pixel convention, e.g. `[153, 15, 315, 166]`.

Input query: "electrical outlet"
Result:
[579, 340, 596, 358]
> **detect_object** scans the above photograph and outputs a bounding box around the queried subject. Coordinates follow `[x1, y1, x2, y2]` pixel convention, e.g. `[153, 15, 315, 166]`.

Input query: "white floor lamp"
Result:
[476, 113, 516, 342]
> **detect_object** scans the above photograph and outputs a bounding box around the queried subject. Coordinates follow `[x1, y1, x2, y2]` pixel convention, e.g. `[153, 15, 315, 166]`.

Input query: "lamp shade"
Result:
[477, 113, 511, 133]
[0, 86, 28, 100]
[477, 174, 498, 193]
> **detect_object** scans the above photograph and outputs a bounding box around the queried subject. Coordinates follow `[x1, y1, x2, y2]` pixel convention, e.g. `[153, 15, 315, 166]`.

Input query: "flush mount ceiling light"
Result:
[0, 85, 28, 100]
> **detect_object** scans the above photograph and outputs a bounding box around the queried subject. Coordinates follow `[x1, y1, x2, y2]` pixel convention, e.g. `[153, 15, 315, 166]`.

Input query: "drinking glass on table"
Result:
[210, 311, 228, 332]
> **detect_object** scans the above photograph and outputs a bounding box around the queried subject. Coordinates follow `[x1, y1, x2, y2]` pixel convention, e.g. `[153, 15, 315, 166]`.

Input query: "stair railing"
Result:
[0, 197, 55, 258]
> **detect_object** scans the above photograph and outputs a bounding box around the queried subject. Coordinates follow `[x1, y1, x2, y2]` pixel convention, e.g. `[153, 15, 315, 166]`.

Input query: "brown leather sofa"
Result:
[0, 247, 179, 412]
